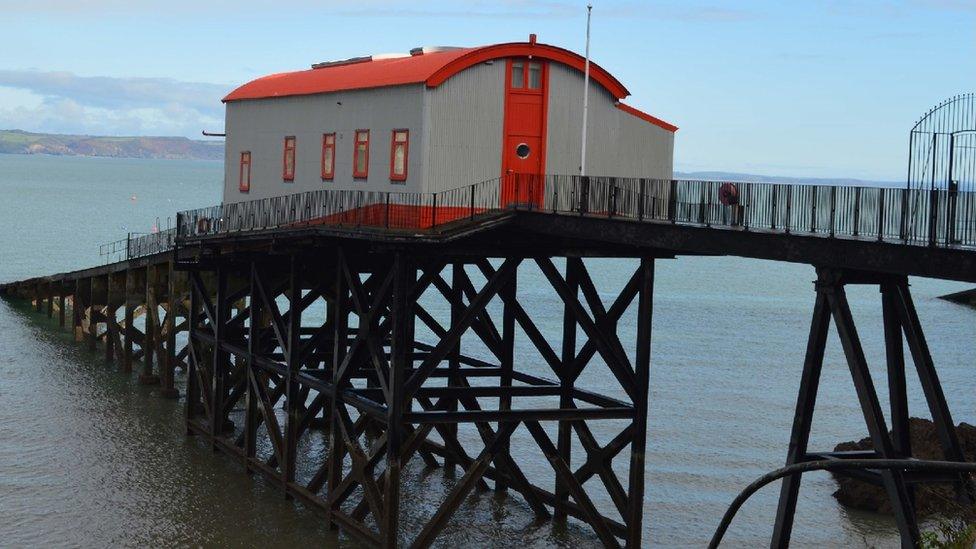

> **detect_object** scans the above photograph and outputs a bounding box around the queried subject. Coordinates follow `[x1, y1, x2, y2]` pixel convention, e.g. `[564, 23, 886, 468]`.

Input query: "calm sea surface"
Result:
[1, 153, 974, 547]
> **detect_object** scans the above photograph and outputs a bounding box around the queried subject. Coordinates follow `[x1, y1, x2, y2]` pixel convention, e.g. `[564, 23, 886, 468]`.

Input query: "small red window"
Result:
[282, 136, 296, 181]
[239, 151, 251, 192]
[390, 129, 408, 182]
[321, 133, 335, 180]
[353, 130, 369, 179]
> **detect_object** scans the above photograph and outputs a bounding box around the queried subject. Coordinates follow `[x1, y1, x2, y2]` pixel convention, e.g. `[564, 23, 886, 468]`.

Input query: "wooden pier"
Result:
[3, 175, 976, 548]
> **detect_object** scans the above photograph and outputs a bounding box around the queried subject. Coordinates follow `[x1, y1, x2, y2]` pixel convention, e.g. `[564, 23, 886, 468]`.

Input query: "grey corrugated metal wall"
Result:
[545, 63, 674, 179]
[423, 61, 506, 194]
[221, 57, 674, 204]
[223, 84, 425, 202]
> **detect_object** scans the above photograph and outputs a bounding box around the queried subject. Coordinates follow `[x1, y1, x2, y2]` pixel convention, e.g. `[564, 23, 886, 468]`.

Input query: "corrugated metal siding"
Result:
[545, 63, 673, 179]
[424, 61, 505, 193]
[222, 84, 425, 202]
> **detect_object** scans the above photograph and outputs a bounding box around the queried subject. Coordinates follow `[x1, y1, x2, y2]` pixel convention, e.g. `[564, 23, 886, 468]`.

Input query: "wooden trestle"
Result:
[181, 246, 656, 548]
[5, 258, 188, 398]
[771, 268, 973, 549]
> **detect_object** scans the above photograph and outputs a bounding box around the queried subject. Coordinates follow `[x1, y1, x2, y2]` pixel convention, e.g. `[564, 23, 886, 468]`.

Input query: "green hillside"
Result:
[0, 129, 223, 160]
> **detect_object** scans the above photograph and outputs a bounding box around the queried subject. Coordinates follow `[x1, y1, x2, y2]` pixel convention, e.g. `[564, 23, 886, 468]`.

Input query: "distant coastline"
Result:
[0, 129, 222, 161]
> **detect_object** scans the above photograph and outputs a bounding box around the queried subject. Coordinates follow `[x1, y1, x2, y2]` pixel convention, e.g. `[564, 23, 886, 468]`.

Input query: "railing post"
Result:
[899, 188, 908, 241]
[470, 184, 475, 220]
[552, 176, 558, 214]
[431, 193, 437, 227]
[853, 187, 861, 237]
[126, 232, 132, 261]
[668, 179, 677, 223]
[741, 183, 750, 231]
[638, 179, 646, 221]
[608, 177, 617, 219]
[705, 182, 713, 227]
[810, 186, 818, 233]
[829, 186, 837, 238]
[928, 187, 939, 247]
[580, 176, 590, 216]
[785, 185, 792, 234]
[877, 187, 885, 241]
[386, 192, 391, 229]
[771, 185, 778, 231]
[947, 181, 958, 245]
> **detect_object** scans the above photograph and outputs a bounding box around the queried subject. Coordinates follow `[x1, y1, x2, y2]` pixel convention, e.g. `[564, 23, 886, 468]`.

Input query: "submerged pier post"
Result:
[140, 266, 160, 385]
[160, 262, 180, 398]
[123, 268, 138, 374]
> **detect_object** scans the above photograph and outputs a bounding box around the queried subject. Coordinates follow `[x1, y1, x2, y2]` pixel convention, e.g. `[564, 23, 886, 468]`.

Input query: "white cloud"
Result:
[0, 72, 226, 137]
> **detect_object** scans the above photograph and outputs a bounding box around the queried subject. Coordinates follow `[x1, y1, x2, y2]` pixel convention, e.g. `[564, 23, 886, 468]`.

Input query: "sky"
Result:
[0, 0, 973, 181]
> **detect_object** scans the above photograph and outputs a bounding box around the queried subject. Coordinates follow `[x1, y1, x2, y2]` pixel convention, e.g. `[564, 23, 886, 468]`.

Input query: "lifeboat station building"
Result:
[221, 37, 676, 203]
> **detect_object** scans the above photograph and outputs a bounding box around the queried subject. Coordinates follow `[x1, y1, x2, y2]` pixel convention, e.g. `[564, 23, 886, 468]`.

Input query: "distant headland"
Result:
[0, 129, 222, 160]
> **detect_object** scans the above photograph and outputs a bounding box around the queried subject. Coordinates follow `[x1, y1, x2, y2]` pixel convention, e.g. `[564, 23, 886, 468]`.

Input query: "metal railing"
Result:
[174, 174, 976, 249]
[95, 174, 976, 263]
[97, 229, 178, 263]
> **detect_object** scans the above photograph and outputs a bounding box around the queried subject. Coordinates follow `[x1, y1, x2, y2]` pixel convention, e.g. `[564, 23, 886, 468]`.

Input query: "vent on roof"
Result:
[311, 53, 409, 69]
[409, 46, 463, 56]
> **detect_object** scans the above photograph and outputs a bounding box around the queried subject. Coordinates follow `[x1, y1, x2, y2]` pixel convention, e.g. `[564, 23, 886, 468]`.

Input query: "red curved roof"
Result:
[223, 42, 631, 102]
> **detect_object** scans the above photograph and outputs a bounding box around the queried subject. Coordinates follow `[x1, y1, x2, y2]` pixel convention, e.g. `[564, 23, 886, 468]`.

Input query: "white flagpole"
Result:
[580, 3, 592, 176]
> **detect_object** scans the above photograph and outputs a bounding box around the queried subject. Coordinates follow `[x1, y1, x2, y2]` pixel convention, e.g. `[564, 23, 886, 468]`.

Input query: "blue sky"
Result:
[0, 0, 973, 180]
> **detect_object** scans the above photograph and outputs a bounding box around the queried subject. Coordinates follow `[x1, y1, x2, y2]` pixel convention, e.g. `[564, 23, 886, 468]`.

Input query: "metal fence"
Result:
[95, 174, 974, 262]
[98, 229, 178, 263]
[176, 175, 976, 248]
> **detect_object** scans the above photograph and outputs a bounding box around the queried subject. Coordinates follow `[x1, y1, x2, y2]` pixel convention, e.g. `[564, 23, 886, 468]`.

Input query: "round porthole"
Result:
[516, 143, 531, 159]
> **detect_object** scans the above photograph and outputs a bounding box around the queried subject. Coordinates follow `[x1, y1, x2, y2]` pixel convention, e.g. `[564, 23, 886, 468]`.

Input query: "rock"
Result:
[831, 418, 976, 516]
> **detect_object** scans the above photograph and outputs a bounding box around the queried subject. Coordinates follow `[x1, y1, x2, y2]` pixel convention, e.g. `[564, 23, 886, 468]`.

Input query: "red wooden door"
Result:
[501, 58, 548, 208]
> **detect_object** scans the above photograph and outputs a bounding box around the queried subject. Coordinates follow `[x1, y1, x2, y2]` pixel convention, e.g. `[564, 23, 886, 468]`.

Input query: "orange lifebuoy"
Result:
[197, 217, 211, 234]
[719, 183, 740, 206]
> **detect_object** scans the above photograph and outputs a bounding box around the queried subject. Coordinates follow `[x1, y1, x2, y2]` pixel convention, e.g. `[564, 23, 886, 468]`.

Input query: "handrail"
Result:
[98, 174, 976, 262]
[173, 175, 976, 250]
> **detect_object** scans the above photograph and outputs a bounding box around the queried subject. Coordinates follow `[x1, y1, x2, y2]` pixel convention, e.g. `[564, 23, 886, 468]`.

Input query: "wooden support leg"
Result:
[186, 271, 202, 435]
[72, 283, 84, 342]
[382, 253, 411, 548]
[555, 257, 581, 519]
[87, 278, 97, 352]
[444, 262, 463, 473]
[160, 263, 179, 398]
[283, 257, 302, 498]
[46, 284, 54, 318]
[105, 275, 117, 363]
[496, 265, 516, 492]
[140, 267, 160, 385]
[893, 281, 972, 501]
[57, 293, 66, 329]
[882, 283, 911, 458]
[827, 281, 919, 547]
[626, 257, 654, 549]
[211, 267, 229, 447]
[771, 290, 831, 547]
[326, 250, 348, 530]
[244, 262, 261, 475]
[123, 269, 137, 374]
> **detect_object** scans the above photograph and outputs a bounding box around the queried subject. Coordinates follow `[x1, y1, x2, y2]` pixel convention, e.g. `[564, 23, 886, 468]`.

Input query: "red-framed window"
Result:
[321, 133, 336, 180]
[239, 151, 251, 192]
[389, 129, 408, 182]
[282, 136, 296, 181]
[509, 59, 544, 91]
[353, 130, 369, 179]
